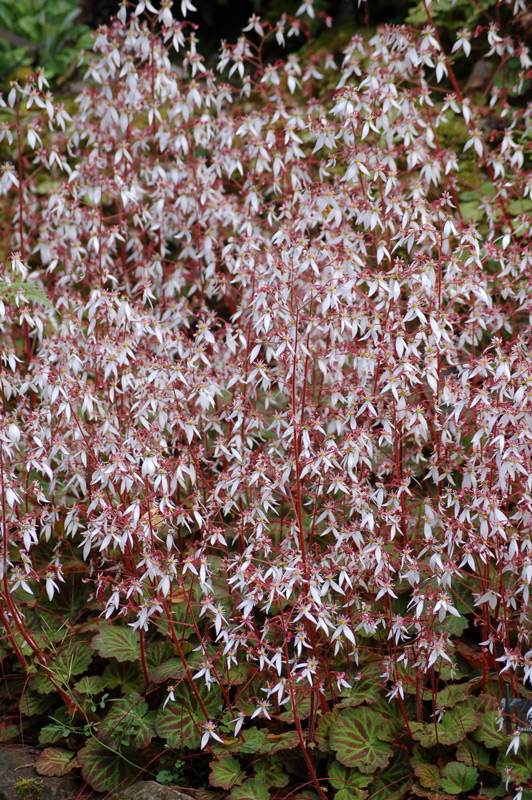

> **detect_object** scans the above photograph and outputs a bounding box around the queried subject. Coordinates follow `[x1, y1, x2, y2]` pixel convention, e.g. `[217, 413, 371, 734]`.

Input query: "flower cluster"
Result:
[1, 0, 532, 775]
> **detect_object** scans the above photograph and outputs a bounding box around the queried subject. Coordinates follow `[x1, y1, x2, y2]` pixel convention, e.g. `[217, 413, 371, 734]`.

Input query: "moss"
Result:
[14, 778, 43, 800]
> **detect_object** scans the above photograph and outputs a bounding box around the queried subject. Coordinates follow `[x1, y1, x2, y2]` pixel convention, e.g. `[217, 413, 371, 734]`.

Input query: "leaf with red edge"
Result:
[98, 692, 155, 751]
[91, 624, 140, 663]
[35, 747, 77, 777]
[439, 762, 478, 795]
[329, 706, 393, 774]
[315, 708, 340, 752]
[77, 738, 141, 792]
[149, 657, 186, 684]
[230, 776, 269, 800]
[209, 756, 246, 789]
[414, 763, 440, 790]
[155, 682, 222, 749]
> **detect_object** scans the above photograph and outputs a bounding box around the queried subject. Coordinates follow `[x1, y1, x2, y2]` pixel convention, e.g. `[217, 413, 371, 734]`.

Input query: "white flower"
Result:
[507, 730, 521, 755]
[296, 0, 315, 18]
[201, 720, 223, 749]
[452, 29, 472, 57]
[251, 700, 272, 720]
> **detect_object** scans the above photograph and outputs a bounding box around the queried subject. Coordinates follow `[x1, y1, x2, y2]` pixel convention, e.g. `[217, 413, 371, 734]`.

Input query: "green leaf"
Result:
[220, 727, 268, 755]
[329, 706, 394, 773]
[20, 691, 54, 716]
[254, 757, 289, 788]
[33, 673, 56, 694]
[369, 749, 412, 800]
[291, 794, 320, 800]
[102, 660, 144, 693]
[235, 674, 265, 715]
[455, 738, 490, 767]
[0, 724, 18, 742]
[39, 724, 65, 745]
[436, 680, 481, 709]
[414, 763, 440, 790]
[497, 733, 532, 782]
[209, 756, 246, 790]
[278, 689, 312, 721]
[78, 739, 140, 792]
[38, 708, 71, 745]
[34, 747, 77, 777]
[55, 641, 93, 678]
[410, 706, 478, 747]
[328, 761, 372, 798]
[336, 673, 381, 708]
[336, 792, 368, 800]
[230, 776, 269, 800]
[98, 692, 154, 751]
[74, 676, 108, 695]
[144, 640, 175, 669]
[473, 716, 509, 749]
[316, 708, 340, 752]
[439, 762, 478, 794]
[91, 624, 140, 663]
[411, 784, 454, 800]
[149, 657, 187, 684]
[261, 731, 300, 755]
[156, 683, 222, 749]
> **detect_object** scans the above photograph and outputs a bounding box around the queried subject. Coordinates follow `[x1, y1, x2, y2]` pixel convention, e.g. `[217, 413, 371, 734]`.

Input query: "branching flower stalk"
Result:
[1, 0, 532, 793]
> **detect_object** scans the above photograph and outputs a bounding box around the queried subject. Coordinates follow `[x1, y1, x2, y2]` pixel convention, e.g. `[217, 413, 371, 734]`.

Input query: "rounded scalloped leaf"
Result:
[144, 640, 175, 668]
[278, 690, 312, 721]
[369, 698, 406, 738]
[91, 624, 140, 662]
[411, 706, 478, 748]
[74, 676, 108, 695]
[229, 776, 269, 800]
[411, 785, 454, 800]
[254, 757, 289, 788]
[78, 738, 141, 792]
[414, 762, 440, 790]
[455, 738, 490, 767]
[35, 747, 77, 777]
[20, 691, 54, 716]
[329, 707, 393, 773]
[496, 733, 532, 782]
[0, 724, 18, 742]
[39, 724, 65, 745]
[335, 792, 368, 800]
[369, 749, 411, 800]
[235, 674, 265, 715]
[209, 756, 246, 790]
[439, 762, 478, 795]
[337, 673, 381, 708]
[436, 681, 478, 709]
[98, 692, 154, 751]
[56, 641, 93, 677]
[156, 682, 222, 749]
[33, 674, 57, 695]
[329, 760, 372, 797]
[473, 714, 509, 750]
[149, 657, 187, 684]
[103, 660, 144, 692]
[262, 730, 300, 754]
[217, 727, 268, 755]
[316, 708, 340, 752]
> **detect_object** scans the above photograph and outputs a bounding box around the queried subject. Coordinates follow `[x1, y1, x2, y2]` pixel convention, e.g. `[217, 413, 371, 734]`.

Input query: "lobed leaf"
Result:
[91, 624, 140, 663]
[329, 706, 393, 773]
[34, 747, 77, 777]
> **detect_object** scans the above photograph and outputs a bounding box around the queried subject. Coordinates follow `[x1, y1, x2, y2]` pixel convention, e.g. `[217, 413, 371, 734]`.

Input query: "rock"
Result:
[110, 783, 194, 800]
[0, 747, 79, 800]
